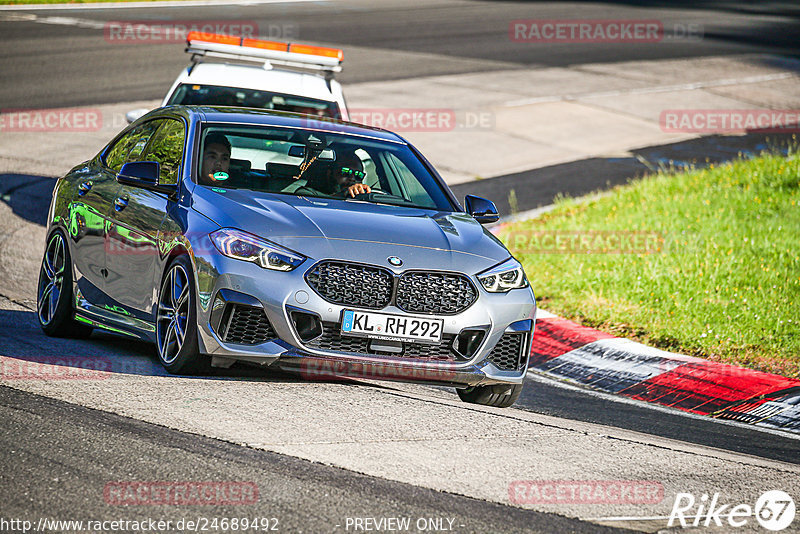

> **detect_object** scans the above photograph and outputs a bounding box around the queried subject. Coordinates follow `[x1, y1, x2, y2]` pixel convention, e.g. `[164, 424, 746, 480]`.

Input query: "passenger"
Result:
[199, 133, 232, 186]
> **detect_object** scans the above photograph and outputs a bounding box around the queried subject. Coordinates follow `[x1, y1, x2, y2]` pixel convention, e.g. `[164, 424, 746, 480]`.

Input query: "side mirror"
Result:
[126, 109, 149, 124]
[465, 195, 499, 224]
[118, 161, 177, 196]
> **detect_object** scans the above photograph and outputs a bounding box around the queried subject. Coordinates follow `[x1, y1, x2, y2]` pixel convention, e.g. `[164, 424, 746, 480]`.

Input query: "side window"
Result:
[382, 152, 436, 209]
[143, 119, 185, 185]
[104, 121, 161, 173]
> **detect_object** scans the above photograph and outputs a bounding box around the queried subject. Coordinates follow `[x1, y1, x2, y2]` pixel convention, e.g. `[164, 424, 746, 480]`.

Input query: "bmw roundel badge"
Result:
[388, 256, 403, 267]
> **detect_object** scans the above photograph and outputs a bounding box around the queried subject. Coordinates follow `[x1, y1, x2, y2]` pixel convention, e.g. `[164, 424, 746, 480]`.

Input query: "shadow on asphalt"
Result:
[452, 131, 798, 216]
[0, 174, 55, 226]
[517, 373, 800, 464]
[0, 308, 314, 384]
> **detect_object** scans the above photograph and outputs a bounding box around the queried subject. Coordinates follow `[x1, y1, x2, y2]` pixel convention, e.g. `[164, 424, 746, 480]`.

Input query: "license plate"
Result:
[341, 310, 443, 343]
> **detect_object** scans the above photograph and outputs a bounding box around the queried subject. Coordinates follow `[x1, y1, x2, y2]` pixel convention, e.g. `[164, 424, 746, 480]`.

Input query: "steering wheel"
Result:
[352, 190, 408, 203]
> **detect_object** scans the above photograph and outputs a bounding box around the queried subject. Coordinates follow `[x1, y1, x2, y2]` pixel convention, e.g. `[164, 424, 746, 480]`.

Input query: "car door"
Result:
[104, 118, 186, 322]
[68, 122, 158, 309]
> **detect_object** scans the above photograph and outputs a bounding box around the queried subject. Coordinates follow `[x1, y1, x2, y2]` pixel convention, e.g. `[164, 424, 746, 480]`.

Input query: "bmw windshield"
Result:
[196, 124, 456, 211]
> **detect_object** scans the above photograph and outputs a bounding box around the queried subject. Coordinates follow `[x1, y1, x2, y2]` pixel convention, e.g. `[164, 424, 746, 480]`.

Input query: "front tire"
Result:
[457, 383, 523, 408]
[156, 256, 207, 374]
[37, 230, 93, 338]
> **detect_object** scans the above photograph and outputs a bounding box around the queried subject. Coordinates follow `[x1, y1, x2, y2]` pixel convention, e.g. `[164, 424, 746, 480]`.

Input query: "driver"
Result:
[199, 133, 232, 186]
[309, 150, 371, 198]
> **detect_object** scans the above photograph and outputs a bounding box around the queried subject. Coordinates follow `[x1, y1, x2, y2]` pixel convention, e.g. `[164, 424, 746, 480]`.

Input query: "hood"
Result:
[191, 187, 510, 273]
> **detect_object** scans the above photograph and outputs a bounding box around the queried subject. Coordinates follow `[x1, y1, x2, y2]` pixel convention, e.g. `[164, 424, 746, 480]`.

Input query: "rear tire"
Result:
[37, 230, 93, 338]
[457, 383, 523, 408]
[156, 256, 208, 374]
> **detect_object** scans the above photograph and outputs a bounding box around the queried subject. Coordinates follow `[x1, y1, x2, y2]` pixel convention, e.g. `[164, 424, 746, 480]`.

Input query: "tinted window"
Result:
[143, 119, 185, 185]
[197, 125, 454, 212]
[104, 121, 161, 172]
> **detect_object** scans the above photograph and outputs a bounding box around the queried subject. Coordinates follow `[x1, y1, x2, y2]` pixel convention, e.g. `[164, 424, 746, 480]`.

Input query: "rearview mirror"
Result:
[288, 145, 305, 158]
[465, 195, 499, 224]
[118, 161, 176, 196]
[288, 145, 335, 160]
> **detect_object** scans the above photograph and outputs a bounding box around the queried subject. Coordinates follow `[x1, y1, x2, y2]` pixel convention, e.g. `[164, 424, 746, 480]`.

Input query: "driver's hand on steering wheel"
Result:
[347, 183, 372, 197]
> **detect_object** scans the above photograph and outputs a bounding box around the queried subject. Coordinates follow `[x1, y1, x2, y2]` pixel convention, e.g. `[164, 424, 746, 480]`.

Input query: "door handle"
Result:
[78, 180, 93, 196]
[114, 196, 129, 211]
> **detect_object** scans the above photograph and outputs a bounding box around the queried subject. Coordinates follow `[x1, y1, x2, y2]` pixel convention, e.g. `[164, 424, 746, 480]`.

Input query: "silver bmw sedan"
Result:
[37, 106, 536, 407]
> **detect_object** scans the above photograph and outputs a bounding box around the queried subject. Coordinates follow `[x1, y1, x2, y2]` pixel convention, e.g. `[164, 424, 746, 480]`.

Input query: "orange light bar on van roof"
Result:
[287, 43, 343, 61]
[187, 31, 343, 62]
[242, 38, 289, 52]
[187, 31, 241, 46]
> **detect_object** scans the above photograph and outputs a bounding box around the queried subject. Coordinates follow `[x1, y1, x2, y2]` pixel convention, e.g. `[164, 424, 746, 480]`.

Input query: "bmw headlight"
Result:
[477, 258, 528, 292]
[209, 228, 305, 271]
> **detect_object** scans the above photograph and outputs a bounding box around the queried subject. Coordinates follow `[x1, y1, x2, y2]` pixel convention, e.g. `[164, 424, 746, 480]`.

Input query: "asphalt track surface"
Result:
[2, 1, 800, 531]
[1, 0, 800, 109]
[0, 385, 618, 533]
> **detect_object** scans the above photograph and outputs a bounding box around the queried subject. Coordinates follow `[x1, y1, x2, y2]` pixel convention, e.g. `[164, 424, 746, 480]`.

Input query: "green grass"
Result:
[498, 148, 800, 378]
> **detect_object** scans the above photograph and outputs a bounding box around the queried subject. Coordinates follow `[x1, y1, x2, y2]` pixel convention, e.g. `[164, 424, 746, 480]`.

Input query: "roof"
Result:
[175, 63, 336, 102]
[176, 106, 406, 144]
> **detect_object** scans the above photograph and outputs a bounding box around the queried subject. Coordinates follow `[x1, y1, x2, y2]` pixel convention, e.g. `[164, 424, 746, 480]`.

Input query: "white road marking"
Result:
[586, 513, 753, 521]
[31, 15, 105, 29]
[535, 308, 556, 319]
[504, 72, 798, 108]
[0, 0, 319, 10]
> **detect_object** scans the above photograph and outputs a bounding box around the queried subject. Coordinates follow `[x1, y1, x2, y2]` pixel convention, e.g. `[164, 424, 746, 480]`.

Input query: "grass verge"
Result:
[497, 148, 800, 378]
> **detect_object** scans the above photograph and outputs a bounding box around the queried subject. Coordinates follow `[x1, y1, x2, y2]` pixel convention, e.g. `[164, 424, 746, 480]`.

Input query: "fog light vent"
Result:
[291, 310, 323, 342]
[222, 304, 275, 345]
[452, 329, 486, 360]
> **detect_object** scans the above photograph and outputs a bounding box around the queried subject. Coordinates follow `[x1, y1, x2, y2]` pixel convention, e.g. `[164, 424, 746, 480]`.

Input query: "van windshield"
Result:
[168, 84, 341, 119]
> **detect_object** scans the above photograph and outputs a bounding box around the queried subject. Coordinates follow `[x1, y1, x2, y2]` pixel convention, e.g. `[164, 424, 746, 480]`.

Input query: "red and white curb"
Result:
[530, 310, 800, 433]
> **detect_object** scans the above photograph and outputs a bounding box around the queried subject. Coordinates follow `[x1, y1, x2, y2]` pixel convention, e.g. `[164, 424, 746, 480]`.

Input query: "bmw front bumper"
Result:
[193, 253, 536, 388]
